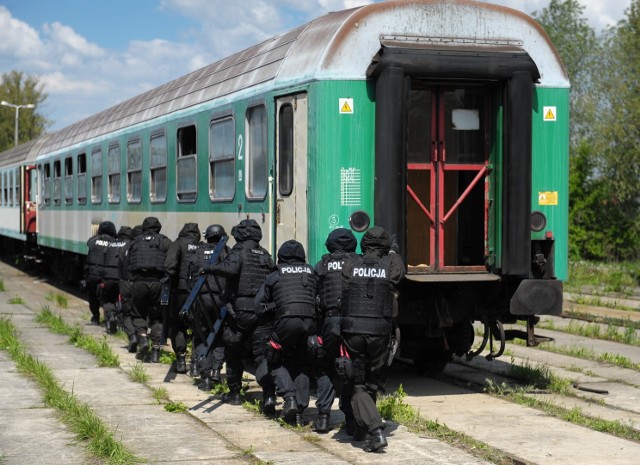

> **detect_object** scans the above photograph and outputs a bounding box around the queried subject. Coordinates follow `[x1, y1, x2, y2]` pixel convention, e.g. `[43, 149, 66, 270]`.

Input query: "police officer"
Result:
[188, 224, 229, 390]
[164, 222, 202, 373]
[340, 226, 405, 452]
[255, 240, 318, 424]
[84, 220, 117, 325]
[100, 226, 130, 334]
[119, 225, 141, 351]
[202, 219, 275, 406]
[312, 228, 358, 433]
[125, 216, 172, 362]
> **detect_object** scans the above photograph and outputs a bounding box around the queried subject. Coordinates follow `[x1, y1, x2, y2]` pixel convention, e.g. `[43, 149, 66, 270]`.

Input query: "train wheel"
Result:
[413, 346, 451, 376]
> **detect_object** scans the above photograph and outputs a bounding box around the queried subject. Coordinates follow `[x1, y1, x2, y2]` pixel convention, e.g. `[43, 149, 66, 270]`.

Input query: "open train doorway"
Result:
[406, 84, 492, 272]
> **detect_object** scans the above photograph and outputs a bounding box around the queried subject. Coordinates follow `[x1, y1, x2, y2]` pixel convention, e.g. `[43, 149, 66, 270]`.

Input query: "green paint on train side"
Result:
[305, 80, 376, 265]
[531, 87, 570, 281]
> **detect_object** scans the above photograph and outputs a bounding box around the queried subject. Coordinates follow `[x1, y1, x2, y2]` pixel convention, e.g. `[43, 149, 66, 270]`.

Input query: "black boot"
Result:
[295, 412, 306, 427]
[281, 397, 298, 424]
[136, 335, 149, 361]
[189, 359, 198, 378]
[314, 413, 330, 433]
[150, 346, 160, 363]
[128, 334, 138, 353]
[364, 427, 387, 452]
[223, 389, 243, 405]
[211, 368, 222, 384]
[353, 425, 367, 441]
[199, 373, 213, 391]
[262, 394, 276, 417]
[175, 354, 187, 374]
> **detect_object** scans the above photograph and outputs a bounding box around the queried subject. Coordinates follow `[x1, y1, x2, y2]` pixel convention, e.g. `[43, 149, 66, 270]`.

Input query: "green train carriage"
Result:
[0, 0, 568, 368]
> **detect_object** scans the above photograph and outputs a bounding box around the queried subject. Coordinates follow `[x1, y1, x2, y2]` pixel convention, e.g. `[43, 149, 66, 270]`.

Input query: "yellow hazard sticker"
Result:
[543, 106, 557, 122]
[538, 191, 558, 206]
[339, 98, 353, 114]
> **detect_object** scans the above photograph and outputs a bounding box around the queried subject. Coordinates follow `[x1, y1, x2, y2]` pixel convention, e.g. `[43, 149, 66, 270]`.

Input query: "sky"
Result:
[0, 0, 633, 132]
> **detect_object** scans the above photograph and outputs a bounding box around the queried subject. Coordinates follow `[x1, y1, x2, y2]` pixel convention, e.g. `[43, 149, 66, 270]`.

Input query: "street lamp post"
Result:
[1, 100, 35, 147]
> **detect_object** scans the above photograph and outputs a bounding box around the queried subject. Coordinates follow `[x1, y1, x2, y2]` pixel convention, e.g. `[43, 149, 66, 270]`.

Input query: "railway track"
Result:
[1, 260, 640, 465]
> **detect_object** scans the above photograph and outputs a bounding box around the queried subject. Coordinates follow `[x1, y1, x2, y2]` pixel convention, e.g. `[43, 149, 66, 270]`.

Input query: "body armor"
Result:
[317, 251, 350, 312]
[103, 239, 129, 281]
[128, 233, 166, 276]
[235, 242, 272, 299]
[272, 263, 317, 318]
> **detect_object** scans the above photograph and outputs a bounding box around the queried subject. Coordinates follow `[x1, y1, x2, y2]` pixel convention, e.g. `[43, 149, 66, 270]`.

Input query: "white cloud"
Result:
[0, 6, 42, 60]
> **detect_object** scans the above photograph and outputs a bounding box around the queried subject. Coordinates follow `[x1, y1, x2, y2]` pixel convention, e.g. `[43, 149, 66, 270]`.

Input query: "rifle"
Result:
[179, 235, 231, 357]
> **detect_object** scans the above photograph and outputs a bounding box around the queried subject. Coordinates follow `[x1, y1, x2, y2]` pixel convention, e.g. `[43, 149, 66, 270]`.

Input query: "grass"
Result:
[0, 278, 5, 291]
[511, 338, 640, 371]
[535, 319, 640, 346]
[36, 306, 120, 367]
[152, 387, 170, 404]
[164, 401, 188, 413]
[0, 316, 143, 465]
[127, 362, 149, 383]
[562, 309, 640, 331]
[7, 296, 25, 304]
[377, 385, 515, 464]
[45, 291, 69, 308]
[485, 379, 640, 442]
[566, 260, 640, 295]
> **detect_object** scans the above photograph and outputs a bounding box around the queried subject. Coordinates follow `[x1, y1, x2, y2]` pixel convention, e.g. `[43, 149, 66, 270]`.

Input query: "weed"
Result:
[243, 398, 261, 414]
[159, 349, 175, 365]
[0, 279, 5, 291]
[242, 446, 255, 455]
[152, 387, 170, 404]
[8, 296, 25, 304]
[45, 292, 69, 309]
[37, 307, 120, 367]
[0, 317, 143, 464]
[128, 363, 149, 383]
[164, 401, 188, 413]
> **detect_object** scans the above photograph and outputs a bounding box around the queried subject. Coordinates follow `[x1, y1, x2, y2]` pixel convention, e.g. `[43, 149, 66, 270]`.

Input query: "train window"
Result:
[3, 172, 8, 206]
[150, 132, 167, 202]
[77, 153, 87, 205]
[108, 143, 121, 204]
[41, 164, 51, 206]
[177, 125, 197, 202]
[14, 167, 20, 209]
[91, 148, 102, 204]
[53, 160, 62, 206]
[127, 139, 142, 203]
[278, 104, 294, 196]
[0, 171, 4, 206]
[209, 117, 235, 201]
[64, 157, 73, 205]
[246, 105, 267, 200]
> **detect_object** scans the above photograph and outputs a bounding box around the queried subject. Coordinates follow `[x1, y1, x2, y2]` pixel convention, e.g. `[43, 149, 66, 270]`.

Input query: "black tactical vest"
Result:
[189, 243, 227, 295]
[235, 242, 272, 299]
[341, 254, 393, 335]
[272, 263, 317, 318]
[176, 241, 201, 291]
[317, 252, 351, 313]
[103, 239, 129, 281]
[86, 234, 111, 280]
[128, 233, 166, 276]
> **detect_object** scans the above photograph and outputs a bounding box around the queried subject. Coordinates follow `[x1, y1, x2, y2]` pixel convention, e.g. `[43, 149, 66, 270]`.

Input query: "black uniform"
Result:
[84, 221, 117, 325]
[255, 240, 318, 424]
[187, 231, 229, 387]
[340, 227, 405, 452]
[164, 222, 201, 371]
[119, 225, 141, 350]
[202, 219, 275, 405]
[100, 227, 130, 334]
[312, 228, 357, 432]
[125, 216, 172, 361]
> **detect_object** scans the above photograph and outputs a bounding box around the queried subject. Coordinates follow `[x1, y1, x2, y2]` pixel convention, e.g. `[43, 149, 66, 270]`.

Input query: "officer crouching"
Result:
[255, 240, 318, 425]
[339, 226, 405, 452]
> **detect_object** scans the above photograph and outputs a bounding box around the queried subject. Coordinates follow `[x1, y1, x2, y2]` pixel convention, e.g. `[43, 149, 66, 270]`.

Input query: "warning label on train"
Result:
[543, 106, 557, 122]
[339, 98, 354, 114]
[538, 191, 558, 205]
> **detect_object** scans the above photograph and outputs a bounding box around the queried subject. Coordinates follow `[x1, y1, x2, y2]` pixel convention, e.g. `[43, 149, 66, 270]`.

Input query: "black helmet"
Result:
[204, 224, 226, 242]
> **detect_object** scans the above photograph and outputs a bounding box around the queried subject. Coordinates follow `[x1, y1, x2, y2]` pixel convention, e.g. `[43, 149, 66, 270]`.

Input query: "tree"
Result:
[0, 71, 50, 151]
[532, 0, 599, 146]
[592, 0, 640, 259]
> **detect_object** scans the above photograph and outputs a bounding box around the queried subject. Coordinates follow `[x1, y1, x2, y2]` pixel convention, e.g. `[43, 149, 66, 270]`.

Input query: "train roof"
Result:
[23, 0, 568, 157]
